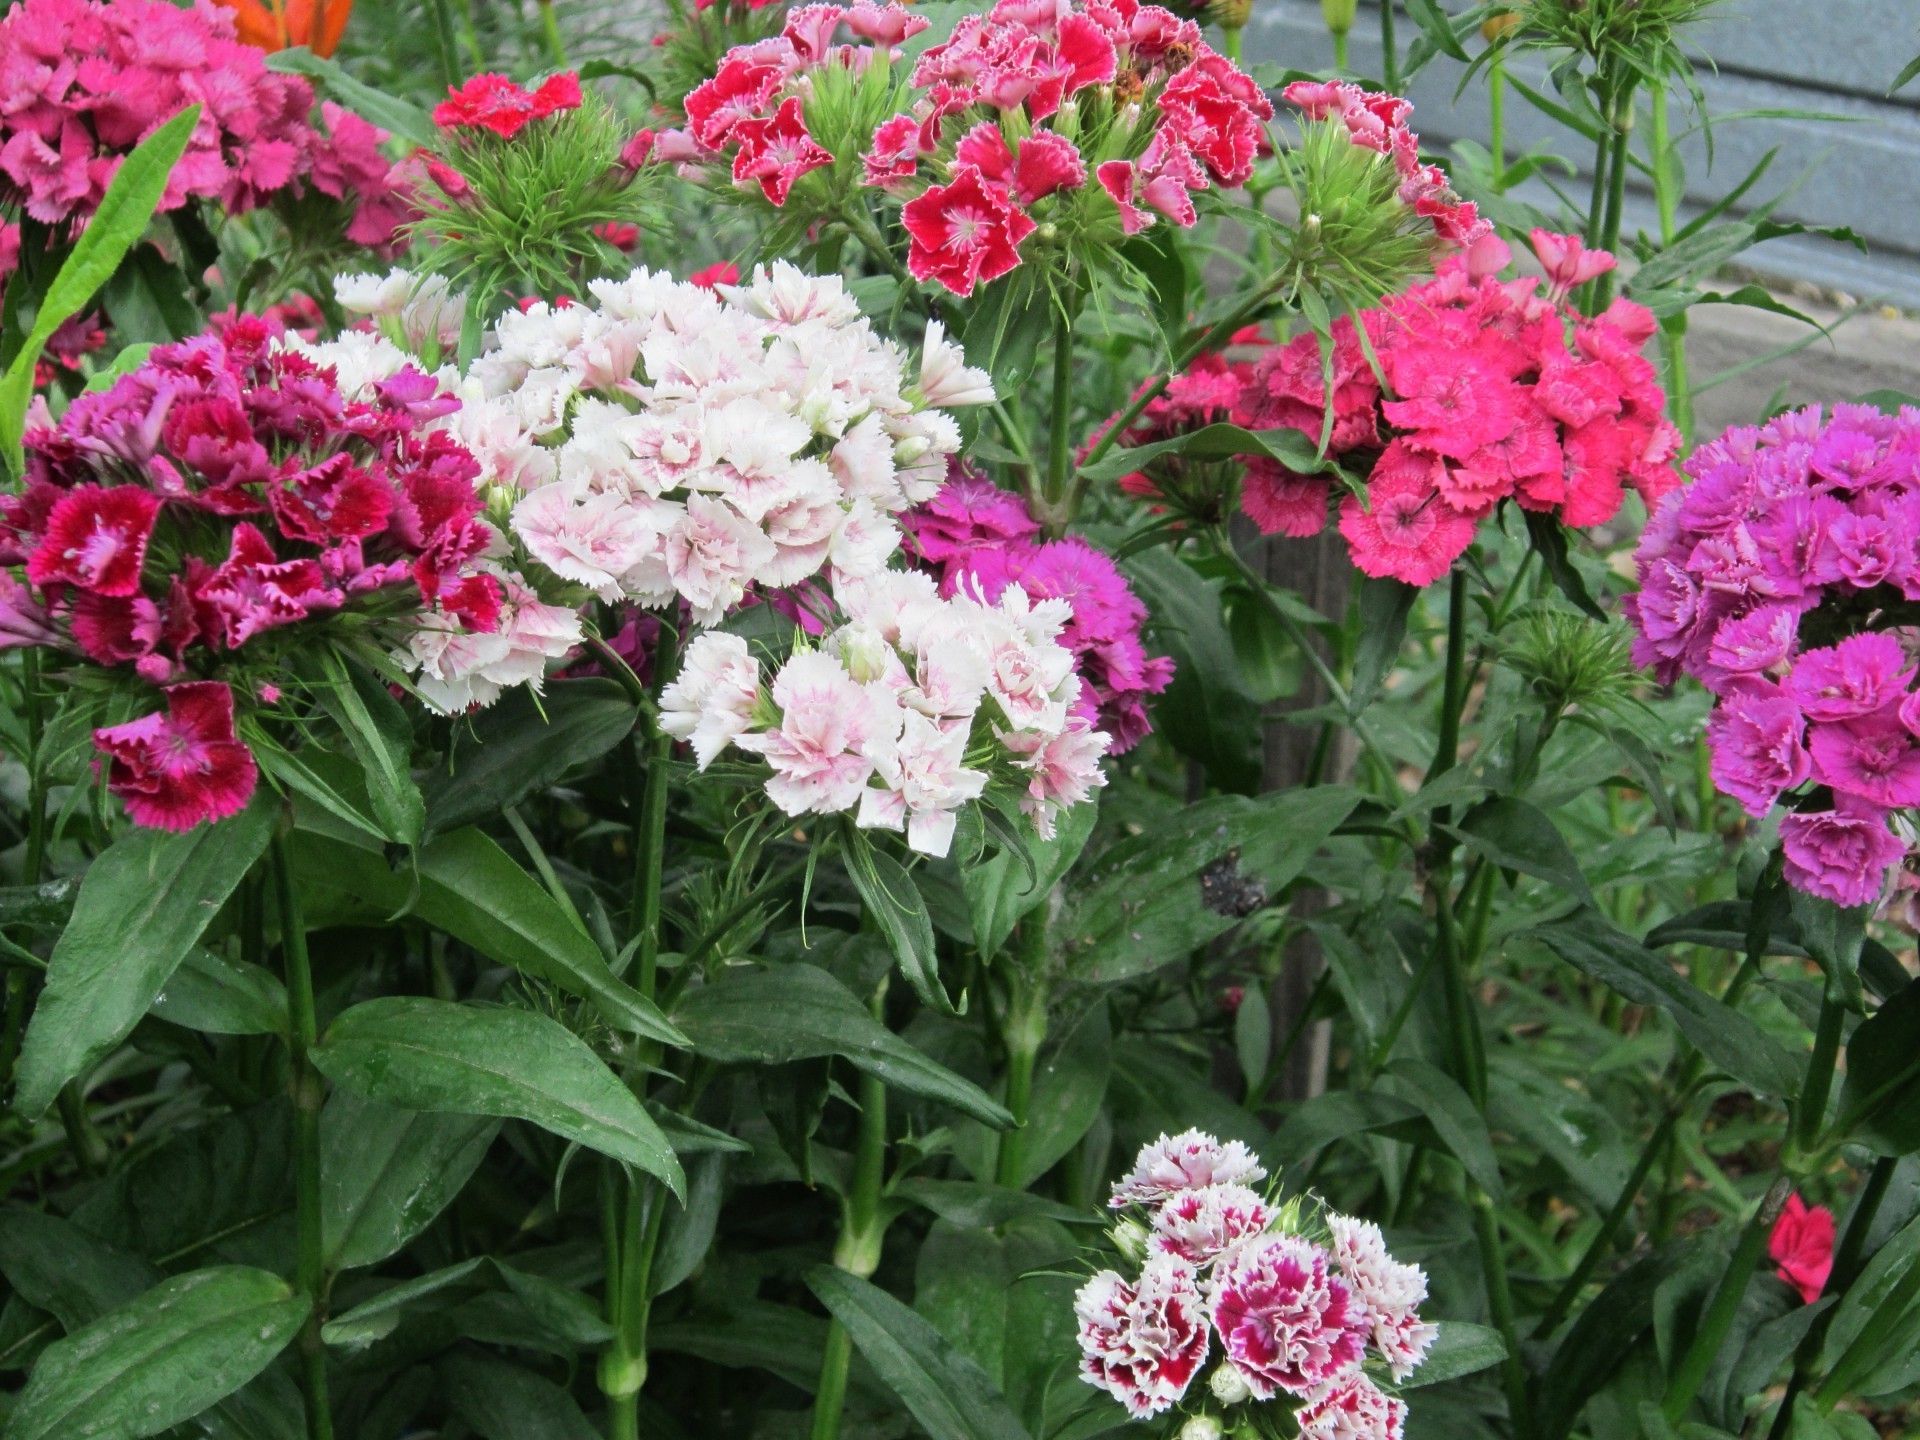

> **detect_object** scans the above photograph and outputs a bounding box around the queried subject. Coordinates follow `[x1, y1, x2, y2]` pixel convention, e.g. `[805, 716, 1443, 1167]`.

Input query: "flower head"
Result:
[1074, 1257, 1212, 1418]
[1207, 1233, 1369, 1400]
[1769, 1194, 1835, 1305]
[92, 682, 258, 831]
[1111, 1130, 1267, 1207]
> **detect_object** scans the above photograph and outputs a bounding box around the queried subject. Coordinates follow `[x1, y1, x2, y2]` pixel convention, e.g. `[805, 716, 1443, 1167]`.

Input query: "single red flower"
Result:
[1770, 1194, 1835, 1305]
[729, 96, 834, 204]
[27, 484, 163, 597]
[92, 682, 258, 832]
[1159, 50, 1272, 187]
[684, 56, 785, 150]
[689, 261, 740, 289]
[900, 164, 1037, 297]
[596, 221, 642, 252]
[434, 71, 582, 139]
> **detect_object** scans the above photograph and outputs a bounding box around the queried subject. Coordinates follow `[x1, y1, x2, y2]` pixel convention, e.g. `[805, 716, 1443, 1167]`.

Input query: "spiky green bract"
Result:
[1502, 604, 1639, 718]
[411, 92, 661, 320]
[1484, 0, 1726, 89]
[650, 0, 788, 122]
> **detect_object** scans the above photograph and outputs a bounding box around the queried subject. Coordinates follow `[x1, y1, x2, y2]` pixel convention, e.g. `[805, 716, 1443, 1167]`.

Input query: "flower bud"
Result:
[1320, 0, 1358, 35]
[835, 623, 893, 685]
[425, 156, 473, 203]
[1179, 1417, 1224, 1440]
[894, 434, 933, 464]
[619, 128, 658, 174]
[1210, 1367, 1253, 1406]
[1111, 1218, 1151, 1264]
[1482, 9, 1524, 41]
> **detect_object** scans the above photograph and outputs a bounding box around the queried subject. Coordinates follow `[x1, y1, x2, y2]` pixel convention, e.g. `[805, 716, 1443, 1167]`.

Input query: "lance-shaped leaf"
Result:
[1075, 422, 1333, 485]
[841, 826, 952, 1014]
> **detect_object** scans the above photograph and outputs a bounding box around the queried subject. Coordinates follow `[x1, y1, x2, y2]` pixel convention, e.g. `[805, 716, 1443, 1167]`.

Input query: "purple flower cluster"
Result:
[1626, 404, 1920, 905]
[901, 466, 1174, 752]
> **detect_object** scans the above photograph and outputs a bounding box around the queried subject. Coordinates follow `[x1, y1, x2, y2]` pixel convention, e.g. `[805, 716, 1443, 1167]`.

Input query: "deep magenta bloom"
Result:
[1707, 687, 1812, 818]
[26, 484, 162, 596]
[1337, 441, 1475, 587]
[1769, 1195, 1835, 1305]
[1807, 707, 1920, 808]
[1787, 633, 1913, 722]
[91, 682, 257, 832]
[1779, 799, 1906, 907]
[900, 164, 1036, 298]
[1073, 1257, 1211, 1418]
[1207, 1233, 1368, 1400]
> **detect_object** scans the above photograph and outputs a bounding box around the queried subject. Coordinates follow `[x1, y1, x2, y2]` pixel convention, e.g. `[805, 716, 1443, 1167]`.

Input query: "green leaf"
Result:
[1350, 577, 1417, 713]
[807, 1267, 1032, 1440]
[962, 800, 1096, 962]
[1526, 912, 1803, 1097]
[651, 1301, 888, 1404]
[310, 997, 685, 1196]
[255, 744, 390, 844]
[263, 50, 438, 146]
[1381, 1058, 1505, 1200]
[1001, 1005, 1110, 1189]
[319, 1090, 499, 1271]
[422, 679, 638, 839]
[1892, 54, 1920, 95]
[1402, 1321, 1508, 1387]
[841, 828, 953, 1014]
[317, 653, 423, 847]
[98, 244, 201, 346]
[1124, 548, 1262, 791]
[14, 794, 274, 1118]
[149, 948, 288, 1037]
[439, 1350, 599, 1440]
[0, 105, 201, 477]
[1062, 787, 1359, 985]
[1076, 421, 1329, 485]
[654, 1154, 728, 1298]
[1788, 890, 1868, 1012]
[1270, 1089, 1427, 1166]
[1448, 796, 1596, 909]
[1524, 511, 1607, 621]
[0, 1209, 160, 1333]
[81, 343, 156, 394]
[6, 1267, 308, 1440]
[673, 964, 1011, 1127]
[895, 1180, 1093, 1231]
[319, 1257, 487, 1347]
[292, 817, 684, 1047]
[1839, 978, 1920, 1155]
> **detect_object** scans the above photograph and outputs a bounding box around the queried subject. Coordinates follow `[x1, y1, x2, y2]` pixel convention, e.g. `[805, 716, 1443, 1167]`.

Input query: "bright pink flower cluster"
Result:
[432, 71, 584, 138]
[1624, 403, 1920, 906]
[902, 467, 1172, 751]
[671, 0, 1271, 295]
[0, 314, 502, 830]
[1075, 1130, 1432, 1435]
[1110, 231, 1680, 587]
[0, 0, 404, 250]
[1281, 80, 1485, 247]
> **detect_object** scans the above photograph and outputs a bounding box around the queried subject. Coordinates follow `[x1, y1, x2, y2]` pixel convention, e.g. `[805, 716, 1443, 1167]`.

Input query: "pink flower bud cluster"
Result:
[1075, 1130, 1434, 1436]
[667, 0, 1274, 296]
[1624, 404, 1920, 906]
[1108, 231, 1681, 587]
[0, 311, 581, 829]
[902, 465, 1173, 751]
[0, 0, 405, 254]
[662, 567, 1109, 854]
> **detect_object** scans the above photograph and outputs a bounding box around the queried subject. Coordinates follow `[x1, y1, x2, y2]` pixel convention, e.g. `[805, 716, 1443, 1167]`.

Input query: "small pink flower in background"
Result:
[1208, 1233, 1369, 1400]
[1769, 1194, 1835, 1304]
[92, 682, 257, 831]
[1529, 227, 1616, 299]
[1073, 1257, 1212, 1418]
[1110, 1129, 1267, 1207]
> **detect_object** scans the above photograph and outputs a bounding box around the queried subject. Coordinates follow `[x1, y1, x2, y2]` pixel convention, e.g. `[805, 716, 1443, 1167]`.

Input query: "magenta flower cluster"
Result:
[0, 313, 503, 830]
[902, 466, 1173, 752]
[0, 0, 404, 253]
[1625, 404, 1920, 906]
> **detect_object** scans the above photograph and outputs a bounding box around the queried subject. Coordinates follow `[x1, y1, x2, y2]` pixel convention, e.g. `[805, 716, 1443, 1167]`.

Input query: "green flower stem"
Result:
[1767, 1156, 1899, 1440]
[1648, 85, 1695, 439]
[1472, 1192, 1529, 1433]
[1661, 1176, 1792, 1424]
[1488, 60, 1507, 187]
[1533, 1110, 1678, 1339]
[1331, 28, 1348, 69]
[633, 624, 680, 1005]
[1379, 0, 1398, 92]
[841, 203, 911, 287]
[1041, 299, 1079, 527]
[270, 824, 335, 1440]
[996, 921, 1049, 1189]
[604, 1181, 666, 1440]
[1592, 88, 1636, 311]
[538, 0, 568, 69]
[1796, 982, 1845, 1152]
[811, 982, 891, 1440]
[1222, 25, 1242, 63]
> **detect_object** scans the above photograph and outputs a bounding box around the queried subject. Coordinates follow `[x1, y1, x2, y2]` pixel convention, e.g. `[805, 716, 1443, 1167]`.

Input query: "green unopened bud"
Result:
[1210, 1367, 1253, 1406]
[1321, 0, 1358, 35]
[835, 623, 893, 685]
[1179, 1417, 1224, 1440]
[894, 435, 933, 464]
[1112, 1218, 1151, 1264]
[1482, 8, 1523, 41]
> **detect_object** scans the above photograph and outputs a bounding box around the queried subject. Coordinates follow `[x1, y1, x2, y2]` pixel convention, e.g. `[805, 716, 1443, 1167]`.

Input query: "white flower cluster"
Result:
[437, 261, 994, 627]
[661, 570, 1109, 857]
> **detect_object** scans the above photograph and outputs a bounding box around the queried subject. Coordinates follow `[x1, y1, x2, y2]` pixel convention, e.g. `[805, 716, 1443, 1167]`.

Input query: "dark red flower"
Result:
[900, 164, 1036, 297]
[729, 96, 834, 204]
[596, 221, 642, 252]
[91, 682, 258, 832]
[26, 484, 163, 597]
[196, 523, 337, 647]
[1770, 1195, 1835, 1305]
[689, 261, 740, 289]
[433, 71, 583, 138]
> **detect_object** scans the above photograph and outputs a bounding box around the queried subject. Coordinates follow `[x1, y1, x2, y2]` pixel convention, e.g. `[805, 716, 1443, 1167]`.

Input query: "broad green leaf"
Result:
[1840, 978, 1920, 1155]
[1449, 796, 1596, 909]
[1488, 1061, 1630, 1210]
[1062, 787, 1359, 984]
[255, 744, 389, 844]
[264, 50, 438, 146]
[1075, 421, 1328, 485]
[0, 107, 200, 475]
[97, 243, 200, 346]
[149, 948, 288, 1038]
[1351, 577, 1418, 713]
[1524, 511, 1607, 621]
[651, 1301, 888, 1405]
[1788, 890, 1867, 1012]
[842, 829, 953, 1014]
[895, 1180, 1092, 1231]
[6, 1267, 308, 1440]
[1124, 548, 1262, 791]
[1403, 1321, 1508, 1387]
[0, 1210, 159, 1333]
[962, 800, 1097, 962]
[310, 997, 685, 1196]
[654, 1154, 727, 1298]
[674, 964, 1011, 1127]
[81, 343, 156, 394]
[319, 1090, 499, 1271]
[439, 1350, 598, 1440]
[1526, 913, 1802, 1097]
[422, 679, 638, 839]
[317, 653, 423, 847]
[1270, 1089, 1427, 1166]
[1537, 1241, 1699, 1440]
[293, 816, 684, 1047]
[14, 794, 274, 1118]
[1381, 1059, 1504, 1200]
[808, 1267, 1032, 1440]
[320, 1257, 487, 1347]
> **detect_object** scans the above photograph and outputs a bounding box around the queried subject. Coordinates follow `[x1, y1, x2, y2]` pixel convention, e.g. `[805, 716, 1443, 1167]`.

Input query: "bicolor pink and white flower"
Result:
[1074, 1257, 1213, 1418]
[1208, 1234, 1369, 1400]
[1110, 1130, 1268, 1207]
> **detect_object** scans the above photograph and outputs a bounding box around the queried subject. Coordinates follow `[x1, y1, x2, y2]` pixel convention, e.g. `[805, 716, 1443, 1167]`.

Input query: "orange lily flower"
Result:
[215, 0, 353, 58]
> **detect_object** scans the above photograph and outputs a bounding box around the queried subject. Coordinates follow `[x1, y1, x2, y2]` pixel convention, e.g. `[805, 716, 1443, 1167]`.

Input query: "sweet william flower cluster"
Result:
[1626, 404, 1920, 906]
[1075, 1131, 1435, 1438]
[664, 566, 1108, 856]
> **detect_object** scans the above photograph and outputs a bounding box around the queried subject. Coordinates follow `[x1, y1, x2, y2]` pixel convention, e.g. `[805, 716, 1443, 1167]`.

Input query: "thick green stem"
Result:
[811, 983, 891, 1440]
[1591, 89, 1636, 311]
[996, 928, 1048, 1189]
[1379, 0, 1398, 91]
[1042, 301, 1077, 524]
[537, 0, 567, 68]
[1796, 983, 1845, 1153]
[271, 828, 334, 1440]
[1488, 62, 1506, 187]
[1533, 1110, 1677, 1338]
[1331, 28, 1348, 69]
[1473, 1195, 1529, 1433]
[1663, 1177, 1792, 1423]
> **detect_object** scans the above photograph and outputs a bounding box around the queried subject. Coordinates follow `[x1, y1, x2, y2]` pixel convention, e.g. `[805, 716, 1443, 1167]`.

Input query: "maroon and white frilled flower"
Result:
[1208, 1234, 1369, 1400]
[1074, 1256, 1213, 1419]
[1109, 1129, 1267, 1207]
[1152, 1183, 1273, 1267]
[1326, 1215, 1437, 1382]
[1296, 1373, 1409, 1440]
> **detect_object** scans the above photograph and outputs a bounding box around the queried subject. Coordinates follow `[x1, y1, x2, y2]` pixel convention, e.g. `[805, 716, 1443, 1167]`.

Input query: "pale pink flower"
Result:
[512, 479, 666, 598]
[735, 651, 887, 814]
[664, 494, 778, 625]
[1001, 718, 1108, 838]
[916, 319, 996, 408]
[1151, 1183, 1273, 1267]
[860, 708, 988, 857]
[1326, 1214, 1436, 1382]
[1110, 1130, 1267, 1207]
[661, 631, 764, 768]
[1296, 1373, 1408, 1440]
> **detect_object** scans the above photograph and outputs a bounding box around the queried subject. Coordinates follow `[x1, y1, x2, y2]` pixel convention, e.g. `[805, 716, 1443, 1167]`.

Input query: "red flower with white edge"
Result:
[956, 122, 1086, 205]
[434, 71, 583, 138]
[730, 96, 834, 204]
[1073, 1256, 1211, 1418]
[1296, 1373, 1408, 1440]
[197, 523, 338, 648]
[1208, 1233, 1369, 1400]
[685, 56, 786, 149]
[26, 484, 163, 597]
[1159, 49, 1273, 187]
[91, 681, 258, 832]
[864, 113, 926, 188]
[1097, 130, 1208, 235]
[900, 164, 1036, 297]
